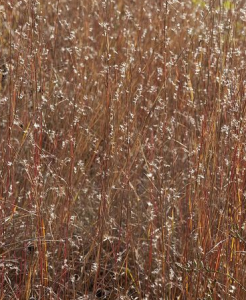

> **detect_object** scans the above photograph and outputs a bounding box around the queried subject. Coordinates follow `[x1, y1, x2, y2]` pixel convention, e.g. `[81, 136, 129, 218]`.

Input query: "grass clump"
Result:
[1, 0, 246, 299]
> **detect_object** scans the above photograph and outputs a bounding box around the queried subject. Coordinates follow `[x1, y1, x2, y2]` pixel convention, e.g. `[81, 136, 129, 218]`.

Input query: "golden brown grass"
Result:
[1, 0, 246, 299]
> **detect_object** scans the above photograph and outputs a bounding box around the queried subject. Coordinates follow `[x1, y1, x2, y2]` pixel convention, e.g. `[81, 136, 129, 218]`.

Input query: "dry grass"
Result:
[1, 0, 246, 299]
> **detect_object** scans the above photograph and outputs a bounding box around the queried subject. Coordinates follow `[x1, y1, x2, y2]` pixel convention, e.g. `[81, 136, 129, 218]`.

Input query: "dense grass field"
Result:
[1, 0, 246, 299]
